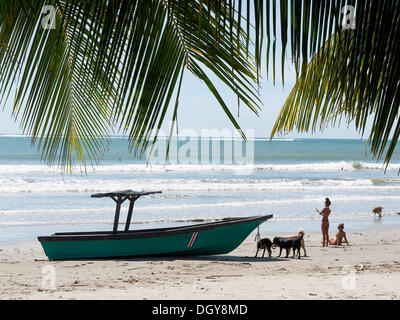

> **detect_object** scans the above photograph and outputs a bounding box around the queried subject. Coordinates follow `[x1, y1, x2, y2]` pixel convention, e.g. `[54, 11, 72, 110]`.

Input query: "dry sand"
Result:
[1, 226, 400, 300]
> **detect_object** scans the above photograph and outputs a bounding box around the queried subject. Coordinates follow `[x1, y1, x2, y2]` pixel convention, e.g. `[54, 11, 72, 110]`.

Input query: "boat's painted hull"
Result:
[38, 215, 272, 260]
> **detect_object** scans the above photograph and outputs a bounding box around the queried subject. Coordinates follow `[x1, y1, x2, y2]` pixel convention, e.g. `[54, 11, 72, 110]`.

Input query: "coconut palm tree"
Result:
[0, 0, 398, 170]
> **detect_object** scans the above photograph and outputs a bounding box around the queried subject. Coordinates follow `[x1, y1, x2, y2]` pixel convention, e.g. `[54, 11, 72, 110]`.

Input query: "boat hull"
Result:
[38, 215, 272, 260]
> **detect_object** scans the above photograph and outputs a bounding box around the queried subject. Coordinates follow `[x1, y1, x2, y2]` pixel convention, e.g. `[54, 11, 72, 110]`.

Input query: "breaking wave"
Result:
[1, 161, 400, 175]
[0, 176, 399, 194]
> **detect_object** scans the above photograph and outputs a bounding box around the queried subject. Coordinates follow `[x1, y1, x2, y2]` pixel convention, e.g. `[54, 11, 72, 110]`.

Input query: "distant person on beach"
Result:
[316, 198, 331, 247]
[329, 223, 350, 246]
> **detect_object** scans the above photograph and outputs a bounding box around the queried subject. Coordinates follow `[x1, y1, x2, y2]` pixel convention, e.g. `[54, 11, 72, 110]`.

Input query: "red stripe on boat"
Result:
[187, 232, 198, 248]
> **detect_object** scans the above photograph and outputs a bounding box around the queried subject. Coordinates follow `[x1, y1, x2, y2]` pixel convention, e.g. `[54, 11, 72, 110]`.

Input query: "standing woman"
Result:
[316, 198, 331, 247]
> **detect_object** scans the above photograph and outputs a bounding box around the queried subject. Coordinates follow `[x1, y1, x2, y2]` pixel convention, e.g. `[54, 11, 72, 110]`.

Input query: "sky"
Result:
[172, 63, 372, 140]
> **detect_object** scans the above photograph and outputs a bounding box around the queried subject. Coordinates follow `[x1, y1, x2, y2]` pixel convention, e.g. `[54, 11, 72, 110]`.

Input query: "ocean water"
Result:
[1, 135, 400, 245]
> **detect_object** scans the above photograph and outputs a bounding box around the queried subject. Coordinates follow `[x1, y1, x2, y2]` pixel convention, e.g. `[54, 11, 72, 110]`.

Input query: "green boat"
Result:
[38, 190, 272, 260]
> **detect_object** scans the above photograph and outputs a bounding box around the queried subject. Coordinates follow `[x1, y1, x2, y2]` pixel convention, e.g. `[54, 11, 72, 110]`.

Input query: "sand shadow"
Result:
[112, 254, 309, 262]
[43, 255, 312, 262]
[43, 253, 311, 263]
[327, 245, 350, 249]
[189, 255, 309, 262]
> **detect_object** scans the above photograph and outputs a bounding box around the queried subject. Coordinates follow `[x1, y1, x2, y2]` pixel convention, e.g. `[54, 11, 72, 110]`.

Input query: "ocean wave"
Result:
[2, 194, 400, 216]
[0, 178, 396, 194]
[0, 161, 399, 174]
[0, 177, 399, 194]
[0, 220, 113, 226]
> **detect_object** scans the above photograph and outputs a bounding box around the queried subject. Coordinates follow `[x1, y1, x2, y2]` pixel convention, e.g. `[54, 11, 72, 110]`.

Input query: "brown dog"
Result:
[372, 206, 383, 217]
[281, 229, 307, 257]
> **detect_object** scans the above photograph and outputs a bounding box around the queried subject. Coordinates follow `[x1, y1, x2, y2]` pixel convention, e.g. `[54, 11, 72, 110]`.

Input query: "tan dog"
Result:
[282, 229, 307, 257]
[372, 206, 383, 217]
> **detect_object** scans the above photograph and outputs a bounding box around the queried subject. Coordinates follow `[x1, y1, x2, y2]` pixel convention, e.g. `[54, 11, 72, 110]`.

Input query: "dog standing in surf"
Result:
[372, 206, 383, 218]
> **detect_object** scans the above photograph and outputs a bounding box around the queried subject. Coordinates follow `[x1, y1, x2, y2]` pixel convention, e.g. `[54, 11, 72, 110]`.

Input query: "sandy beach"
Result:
[1, 225, 400, 300]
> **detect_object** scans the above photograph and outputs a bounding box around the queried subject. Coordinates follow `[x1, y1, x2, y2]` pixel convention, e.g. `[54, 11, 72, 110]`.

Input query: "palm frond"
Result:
[0, 0, 114, 171]
[272, 1, 400, 168]
[0, 0, 263, 170]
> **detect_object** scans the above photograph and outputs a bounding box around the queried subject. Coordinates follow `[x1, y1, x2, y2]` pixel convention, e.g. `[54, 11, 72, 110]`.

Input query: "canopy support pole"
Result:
[124, 196, 136, 232]
[112, 196, 122, 233]
[91, 190, 162, 233]
[112, 195, 129, 233]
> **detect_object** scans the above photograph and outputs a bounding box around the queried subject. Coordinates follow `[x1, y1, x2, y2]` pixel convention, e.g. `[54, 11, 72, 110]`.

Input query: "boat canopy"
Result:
[91, 190, 161, 198]
[91, 190, 162, 233]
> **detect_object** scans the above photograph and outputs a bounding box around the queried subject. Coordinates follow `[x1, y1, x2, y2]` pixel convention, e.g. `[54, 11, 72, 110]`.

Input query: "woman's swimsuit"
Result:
[329, 238, 338, 245]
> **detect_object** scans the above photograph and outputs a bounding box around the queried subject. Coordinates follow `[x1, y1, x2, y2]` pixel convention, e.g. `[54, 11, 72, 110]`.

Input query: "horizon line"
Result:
[0, 133, 370, 141]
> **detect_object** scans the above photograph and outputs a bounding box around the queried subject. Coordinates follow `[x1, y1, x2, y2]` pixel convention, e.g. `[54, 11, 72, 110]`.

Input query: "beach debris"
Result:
[356, 264, 365, 271]
[309, 292, 317, 296]
[123, 275, 139, 283]
[205, 274, 243, 279]
[71, 280, 87, 287]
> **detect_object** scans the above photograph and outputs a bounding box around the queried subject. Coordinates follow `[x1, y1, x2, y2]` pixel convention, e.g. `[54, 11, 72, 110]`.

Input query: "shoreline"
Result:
[1, 224, 400, 299]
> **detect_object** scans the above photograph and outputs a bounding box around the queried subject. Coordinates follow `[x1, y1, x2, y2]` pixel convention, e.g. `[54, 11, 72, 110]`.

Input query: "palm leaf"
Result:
[0, 0, 114, 171]
[0, 0, 263, 170]
[272, 1, 400, 169]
